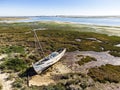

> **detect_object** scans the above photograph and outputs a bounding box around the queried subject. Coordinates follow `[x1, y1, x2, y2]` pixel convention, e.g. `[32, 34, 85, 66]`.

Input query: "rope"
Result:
[29, 22, 45, 58]
[33, 30, 45, 57]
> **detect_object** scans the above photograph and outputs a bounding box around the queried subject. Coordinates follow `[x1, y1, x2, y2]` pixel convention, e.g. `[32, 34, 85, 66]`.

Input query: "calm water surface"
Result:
[1, 16, 120, 26]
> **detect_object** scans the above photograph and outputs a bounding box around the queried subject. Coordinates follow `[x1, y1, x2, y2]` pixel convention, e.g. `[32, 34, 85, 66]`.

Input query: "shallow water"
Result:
[1, 16, 120, 27]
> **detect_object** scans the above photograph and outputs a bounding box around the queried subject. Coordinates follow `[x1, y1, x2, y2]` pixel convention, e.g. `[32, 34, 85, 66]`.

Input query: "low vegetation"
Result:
[1, 46, 24, 54]
[0, 58, 27, 72]
[109, 51, 120, 57]
[88, 64, 120, 83]
[0, 22, 120, 53]
[0, 22, 120, 89]
[77, 56, 97, 65]
[0, 83, 2, 90]
[28, 73, 93, 90]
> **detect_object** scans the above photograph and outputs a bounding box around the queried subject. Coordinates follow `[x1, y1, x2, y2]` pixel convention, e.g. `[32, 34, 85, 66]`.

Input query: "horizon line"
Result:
[0, 15, 120, 17]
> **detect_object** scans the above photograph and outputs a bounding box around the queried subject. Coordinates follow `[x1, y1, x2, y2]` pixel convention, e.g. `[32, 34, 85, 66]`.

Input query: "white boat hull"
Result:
[33, 48, 66, 74]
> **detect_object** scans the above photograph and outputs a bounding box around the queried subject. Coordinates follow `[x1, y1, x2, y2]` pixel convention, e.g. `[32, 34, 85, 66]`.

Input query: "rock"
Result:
[75, 39, 82, 42]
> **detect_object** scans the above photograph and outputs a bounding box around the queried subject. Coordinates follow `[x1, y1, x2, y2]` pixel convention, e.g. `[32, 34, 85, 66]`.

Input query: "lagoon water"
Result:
[1, 16, 120, 26]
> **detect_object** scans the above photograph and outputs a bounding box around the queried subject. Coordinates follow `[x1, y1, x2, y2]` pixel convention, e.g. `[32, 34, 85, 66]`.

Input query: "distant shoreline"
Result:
[0, 16, 120, 27]
[0, 17, 29, 21]
[0, 15, 120, 18]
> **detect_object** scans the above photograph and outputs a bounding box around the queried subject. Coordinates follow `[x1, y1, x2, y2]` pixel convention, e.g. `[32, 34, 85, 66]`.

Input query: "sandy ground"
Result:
[29, 50, 120, 87]
[78, 51, 120, 66]
[0, 72, 14, 90]
[86, 82, 120, 90]
[63, 51, 120, 90]
[115, 44, 120, 47]
[1, 50, 120, 89]
[0, 54, 7, 60]
[64, 51, 120, 73]
[0, 54, 13, 90]
[29, 62, 71, 86]
[90, 26, 120, 36]
[29, 74, 55, 86]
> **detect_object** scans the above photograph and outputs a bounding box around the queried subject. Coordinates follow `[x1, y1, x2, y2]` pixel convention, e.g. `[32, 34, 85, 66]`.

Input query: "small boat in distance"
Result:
[32, 48, 66, 74]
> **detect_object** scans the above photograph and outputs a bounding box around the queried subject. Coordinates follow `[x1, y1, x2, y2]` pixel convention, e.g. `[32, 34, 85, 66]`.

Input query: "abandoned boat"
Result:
[33, 48, 66, 74]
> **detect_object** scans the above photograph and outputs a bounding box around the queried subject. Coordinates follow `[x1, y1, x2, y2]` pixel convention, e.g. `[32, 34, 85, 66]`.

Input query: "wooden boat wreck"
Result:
[32, 29, 66, 74]
[32, 48, 66, 74]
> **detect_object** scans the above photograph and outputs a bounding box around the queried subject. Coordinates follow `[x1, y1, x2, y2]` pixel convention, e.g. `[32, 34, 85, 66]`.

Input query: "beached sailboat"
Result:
[33, 48, 66, 74]
[32, 29, 66, 74]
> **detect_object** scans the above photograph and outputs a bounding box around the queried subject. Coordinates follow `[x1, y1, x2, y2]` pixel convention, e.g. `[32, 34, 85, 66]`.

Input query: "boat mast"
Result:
[33, 29, 45, 58]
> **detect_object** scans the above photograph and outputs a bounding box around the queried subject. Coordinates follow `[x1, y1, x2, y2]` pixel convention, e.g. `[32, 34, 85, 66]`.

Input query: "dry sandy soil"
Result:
[29, 51, 120, 90]
[0, 54, 13, 90]
[0, 72, 14, 90]
[29, 62, 72, 86]
[1, 50, 120, 90]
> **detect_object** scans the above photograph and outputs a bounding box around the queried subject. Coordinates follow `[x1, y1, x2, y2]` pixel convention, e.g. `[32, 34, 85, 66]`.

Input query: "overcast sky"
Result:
[0, 0, 120, 16]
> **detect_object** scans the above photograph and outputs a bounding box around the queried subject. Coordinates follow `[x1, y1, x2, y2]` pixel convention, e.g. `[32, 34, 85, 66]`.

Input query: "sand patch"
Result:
[29, 62, 71, 86]
[0, 54, 13, 90]
[0, 72, 13, 90]
[0, 54, 7, 60]
[29, 74, 54, 86]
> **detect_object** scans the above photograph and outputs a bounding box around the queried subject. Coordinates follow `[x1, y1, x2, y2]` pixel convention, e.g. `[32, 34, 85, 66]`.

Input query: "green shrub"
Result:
[88, 64, 120, 83]
[80, 82, 87, 89]
[109, 51, 120, 57]
[77, 56, 97, 65]
[29, 83, 66, 90]
[12, 78, 23, 88]
[0, 58, 27, 72]
[3, 46, 24, 54]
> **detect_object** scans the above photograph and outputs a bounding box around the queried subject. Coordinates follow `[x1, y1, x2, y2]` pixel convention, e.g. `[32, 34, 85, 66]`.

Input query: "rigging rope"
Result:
[33, 30, 45, 58]
[29, 22, 45, 58]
